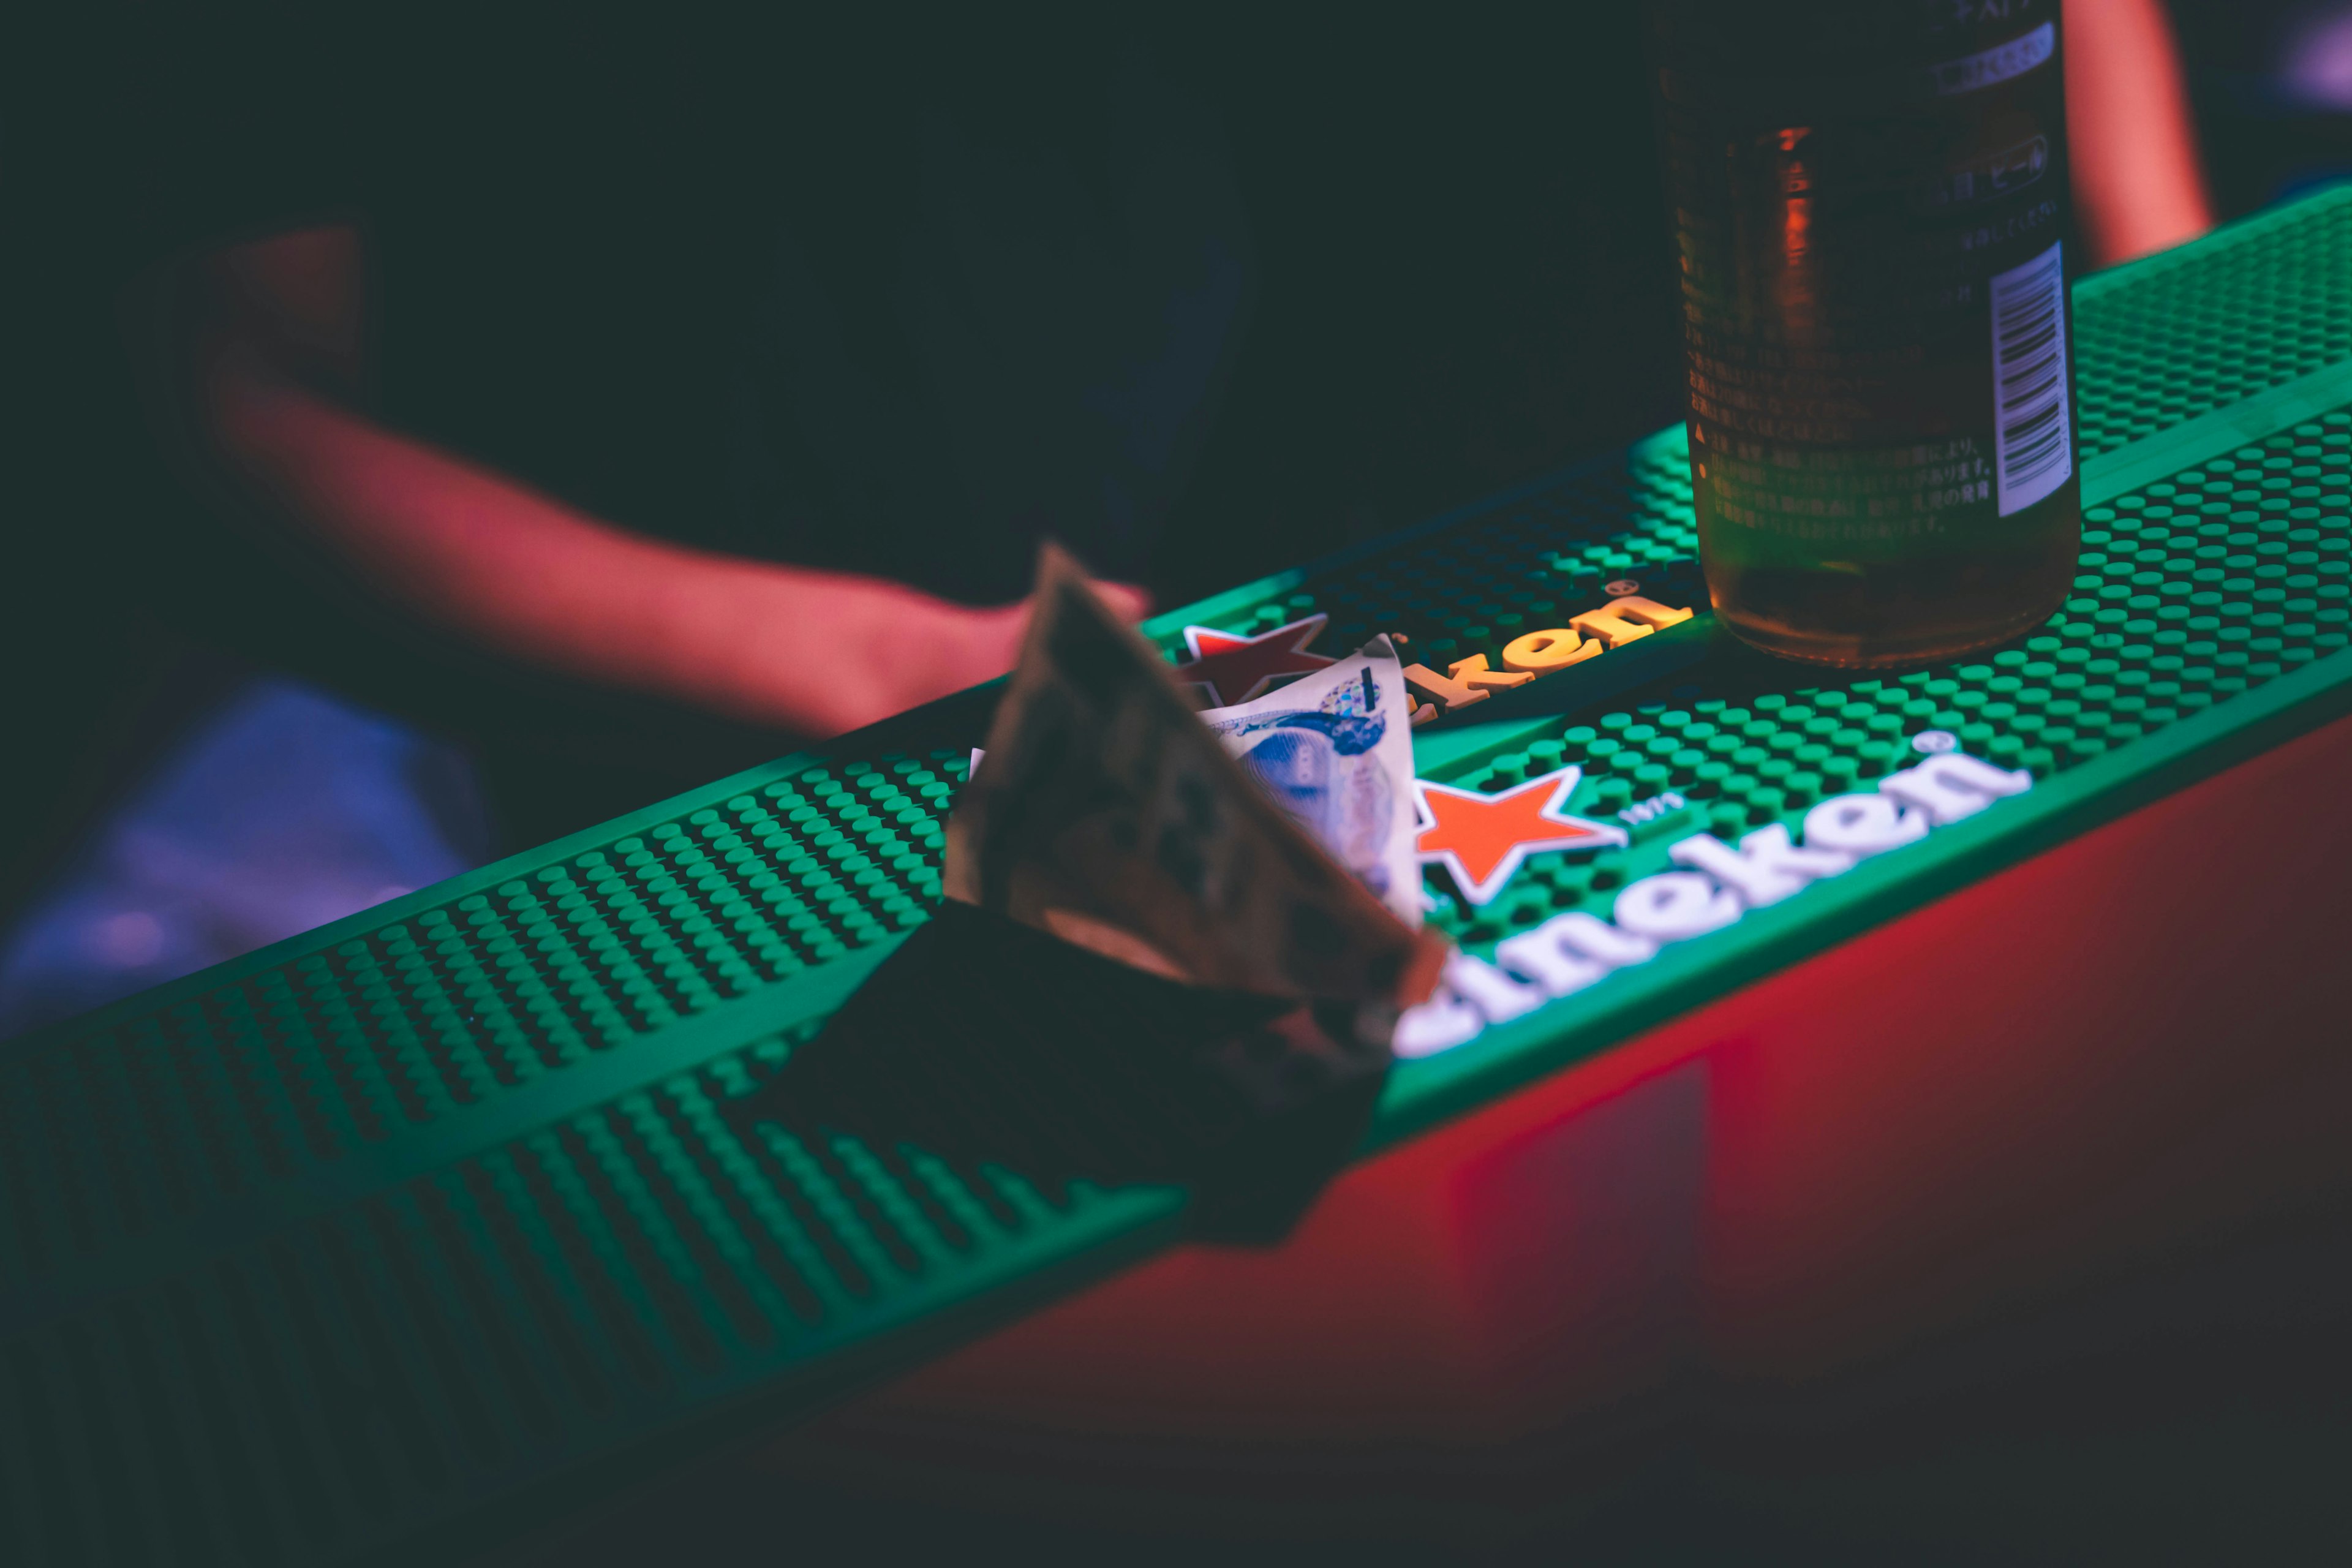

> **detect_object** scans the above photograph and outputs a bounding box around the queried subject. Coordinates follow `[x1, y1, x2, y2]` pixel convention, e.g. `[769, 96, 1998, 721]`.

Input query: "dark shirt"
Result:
[94, 7, 1679, 592]
[347, 17, 1251, 603]
[62, 12, 1251, 604]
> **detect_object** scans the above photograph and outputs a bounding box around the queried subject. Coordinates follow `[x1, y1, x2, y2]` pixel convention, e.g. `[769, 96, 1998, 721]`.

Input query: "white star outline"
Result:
[1412, 764, 1630, 908]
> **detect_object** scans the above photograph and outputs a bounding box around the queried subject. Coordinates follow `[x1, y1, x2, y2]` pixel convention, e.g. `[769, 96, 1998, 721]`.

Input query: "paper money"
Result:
[1198, 636, 1423, 929]
[944, 546, 1445, 1009]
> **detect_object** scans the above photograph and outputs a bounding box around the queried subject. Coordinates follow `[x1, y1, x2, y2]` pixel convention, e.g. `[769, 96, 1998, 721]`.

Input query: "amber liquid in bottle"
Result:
[1649, 0, 2080, 667]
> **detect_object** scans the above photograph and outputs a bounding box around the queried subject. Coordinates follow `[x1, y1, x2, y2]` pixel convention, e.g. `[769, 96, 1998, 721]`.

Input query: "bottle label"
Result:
[1656, 2, 2076, 557]
[1988, 239, 2072, 516]
[1927, 19, 2055, 97]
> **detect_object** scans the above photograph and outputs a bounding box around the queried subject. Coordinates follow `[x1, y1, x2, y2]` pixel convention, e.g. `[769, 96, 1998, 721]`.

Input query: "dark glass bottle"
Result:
[1648, 0, 2079, 667]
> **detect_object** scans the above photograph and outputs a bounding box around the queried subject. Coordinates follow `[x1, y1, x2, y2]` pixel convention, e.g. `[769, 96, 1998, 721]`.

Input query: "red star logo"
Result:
[1413, 766, 1627, 907]
[1175, 614, 1336, 707]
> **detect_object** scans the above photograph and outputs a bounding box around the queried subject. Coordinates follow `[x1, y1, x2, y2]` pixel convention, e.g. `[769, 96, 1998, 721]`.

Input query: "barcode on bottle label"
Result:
[1989, 240, 2073, 517]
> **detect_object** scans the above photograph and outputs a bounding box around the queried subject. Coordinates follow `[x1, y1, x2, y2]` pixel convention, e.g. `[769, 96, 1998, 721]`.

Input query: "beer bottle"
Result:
[1648, 0, 2079, 666]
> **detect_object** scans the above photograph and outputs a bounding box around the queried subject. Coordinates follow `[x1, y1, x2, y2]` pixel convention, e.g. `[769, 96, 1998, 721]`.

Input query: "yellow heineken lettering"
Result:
[1373, 597, 1693, 733]
[1444, 654, 1534, 692]
[1501, 627, 1601, 673]
[1569, 594, 1696, 649]
[1402, 662, 1491, 712]
[1234, 592, 1706, 731]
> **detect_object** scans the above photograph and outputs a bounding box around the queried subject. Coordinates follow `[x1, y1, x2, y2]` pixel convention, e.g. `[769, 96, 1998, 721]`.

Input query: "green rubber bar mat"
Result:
[7, 185, 2352, 1565]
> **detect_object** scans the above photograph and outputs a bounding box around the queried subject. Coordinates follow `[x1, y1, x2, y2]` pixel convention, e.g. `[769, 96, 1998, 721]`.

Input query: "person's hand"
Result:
[172, 225, 1159, 744]
[721, 565, 1153, 739]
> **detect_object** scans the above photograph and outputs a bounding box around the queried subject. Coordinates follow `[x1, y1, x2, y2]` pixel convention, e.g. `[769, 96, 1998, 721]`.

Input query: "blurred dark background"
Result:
[2179, 0, 2352, 211]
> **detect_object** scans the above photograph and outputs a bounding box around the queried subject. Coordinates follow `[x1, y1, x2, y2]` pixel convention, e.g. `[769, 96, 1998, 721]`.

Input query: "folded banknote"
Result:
[1197, 636, 1423, 930]
[943, 546, 1444, 1012]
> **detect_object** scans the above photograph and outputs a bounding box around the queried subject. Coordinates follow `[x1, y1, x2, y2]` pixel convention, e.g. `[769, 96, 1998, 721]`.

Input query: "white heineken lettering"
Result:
[1669, 823, 1853, 907]
[1440, 952, 1549, 1024]
[1392, 990, 1487, 1058]
[1494, 930, 1613, 997]
[1495, 910, 1658, 995]
[1613, 871, 1743, 941]
[1619, 790, 1687, 826]
[1878, 751, 2033, 824]
[1391, 750, 2034, 1058]
[1802, 791, 1929, 856]
[1547, 909, 1659, 967]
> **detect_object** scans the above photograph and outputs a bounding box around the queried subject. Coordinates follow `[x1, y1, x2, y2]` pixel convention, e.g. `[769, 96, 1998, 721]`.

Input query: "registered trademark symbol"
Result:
[1912, 729, 1959, 754]
[1604, 578, 1641, 597]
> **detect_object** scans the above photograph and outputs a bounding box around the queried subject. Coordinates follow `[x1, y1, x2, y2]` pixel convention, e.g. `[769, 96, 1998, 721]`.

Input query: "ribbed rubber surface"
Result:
[1387, 414, 2350, 945]
[6, 186, 2351, 1565]
[2075, 185, 2352, 458]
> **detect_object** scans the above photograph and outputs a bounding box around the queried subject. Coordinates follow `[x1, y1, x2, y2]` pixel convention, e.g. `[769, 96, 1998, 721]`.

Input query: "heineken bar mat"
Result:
[7, 186, 2352, 1565]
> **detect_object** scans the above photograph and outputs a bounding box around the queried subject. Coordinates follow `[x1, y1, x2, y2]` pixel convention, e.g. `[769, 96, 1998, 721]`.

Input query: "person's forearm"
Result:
[2067, 0, 2214, 268]
[208, 355, 1026, 736]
